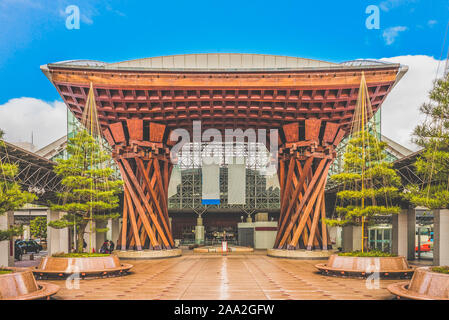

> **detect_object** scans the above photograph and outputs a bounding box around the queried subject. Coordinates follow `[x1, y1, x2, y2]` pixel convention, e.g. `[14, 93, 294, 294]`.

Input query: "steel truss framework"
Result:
[393, 150, 424, 187]
[174, 142, 272, 171]
[169, 141, 279, 213]
[0, 141, 62, 204]
[168, 166, 280, 213]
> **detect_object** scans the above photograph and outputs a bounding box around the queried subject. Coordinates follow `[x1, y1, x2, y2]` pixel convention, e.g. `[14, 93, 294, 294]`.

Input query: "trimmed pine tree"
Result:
[408, 74, 449, 209]
[0, 129, 36, 240]
[326, 131, 401, 234]
[49, 130, 122, 253]
[30, 216, 47, 241]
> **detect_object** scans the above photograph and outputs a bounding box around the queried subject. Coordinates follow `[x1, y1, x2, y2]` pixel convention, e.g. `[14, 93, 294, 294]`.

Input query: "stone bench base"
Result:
[1, 268, 59, 300]
[113, 249, 182, 259]
[388, 267, 449, 300]
[267, 249, 334, 260]
[193, 246, 253, 253]
[33, 255, 133, 279]
[315, 254, 414, 278]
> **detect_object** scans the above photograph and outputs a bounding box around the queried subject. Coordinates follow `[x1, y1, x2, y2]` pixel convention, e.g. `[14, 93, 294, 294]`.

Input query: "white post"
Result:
[328, 226, 342, 249]
[407, 208, 416, 260]
[47, 210, 69, 255]
[0, 212, 14, 267]
[106, 218, 120, 247]
[96, 220, 107, 252]
[392, 209, 413, 257]
[195, 216, 204, 245]
[84, 220, 96, 253]
[23, 225, 31, 240]
[434, 209, 449, 266]
[342, 225, 362, 252]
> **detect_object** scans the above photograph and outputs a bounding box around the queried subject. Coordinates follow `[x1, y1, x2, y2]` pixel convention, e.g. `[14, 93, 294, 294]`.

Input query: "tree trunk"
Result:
[362, 223, 368, 252]
[76, 223, 87, 253]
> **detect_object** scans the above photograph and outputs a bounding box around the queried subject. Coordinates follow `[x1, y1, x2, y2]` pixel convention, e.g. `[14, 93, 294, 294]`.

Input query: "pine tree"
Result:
[0, 129, 36, 240]
[326, 131, 401, 229]
[409, 74, 449, 209]
[49, 130, 122, 253]
[30, 216, 47, 240]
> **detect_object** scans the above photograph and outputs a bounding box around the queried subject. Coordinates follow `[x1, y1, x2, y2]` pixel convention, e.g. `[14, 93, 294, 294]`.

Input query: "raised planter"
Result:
[0, 268, 59, 300]
[33, 254, 133, 279]
[388, 267, 449, 300]
[114, 248, 182, 259]
[268, 249, 334, 260]
[315, 254, 414, 278]
[194, 246, 253, 253]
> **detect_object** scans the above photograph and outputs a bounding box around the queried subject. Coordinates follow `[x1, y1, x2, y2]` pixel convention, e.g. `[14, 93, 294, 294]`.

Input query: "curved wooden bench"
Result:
[193, 246, 254, 253]
[388, 267, 449, 300]
[114, 249, 182, 259]
[315, 254, 414, 278]
[0, 268, 59, 300]
[33, 255, 133, 279]
[267, 249, 334, 260]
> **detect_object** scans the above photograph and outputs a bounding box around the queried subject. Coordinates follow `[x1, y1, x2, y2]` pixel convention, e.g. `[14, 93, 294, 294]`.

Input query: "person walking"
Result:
[100, 240, 109, 254]
[108, 240, 115, 253]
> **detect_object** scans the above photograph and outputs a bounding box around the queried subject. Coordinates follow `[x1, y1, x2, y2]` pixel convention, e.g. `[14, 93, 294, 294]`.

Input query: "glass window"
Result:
[383, 228, 391, 241]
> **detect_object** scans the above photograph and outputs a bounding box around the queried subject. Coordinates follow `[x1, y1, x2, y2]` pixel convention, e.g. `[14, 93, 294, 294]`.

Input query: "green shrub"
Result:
[431, 266, 449, 274]
[338, 250, 397, 257]
[0, 268, 12, 275]
[52, 252, 110, 258]
[49, 130, 122, 253]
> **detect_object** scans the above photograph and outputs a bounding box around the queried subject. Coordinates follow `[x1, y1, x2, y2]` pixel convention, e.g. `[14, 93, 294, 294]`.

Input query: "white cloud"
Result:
[105, 4, 127, 17]
[380, 0, 399, 11]
[383, 26, 408, 45]
[0, 0, 43, 10]
[380, 0, 415, 11]
[80, 14, 93, 25]
[0, 98, 67, 149]
[380, 55, 445, 151]
[428, 20, 438, 27]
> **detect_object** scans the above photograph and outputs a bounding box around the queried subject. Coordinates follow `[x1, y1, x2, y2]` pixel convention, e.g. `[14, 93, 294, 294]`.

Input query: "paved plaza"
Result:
[44, 251, 404, 300]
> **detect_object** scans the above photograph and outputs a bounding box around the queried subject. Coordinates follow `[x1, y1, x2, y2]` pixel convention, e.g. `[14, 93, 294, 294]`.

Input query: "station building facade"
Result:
[41, 53, 407, 253]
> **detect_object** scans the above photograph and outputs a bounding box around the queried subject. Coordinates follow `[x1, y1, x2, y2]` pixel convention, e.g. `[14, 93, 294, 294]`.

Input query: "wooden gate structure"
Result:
[41, 54, 405, 251]
[103, 120, 174, 250]
[275, 121, 345, 250]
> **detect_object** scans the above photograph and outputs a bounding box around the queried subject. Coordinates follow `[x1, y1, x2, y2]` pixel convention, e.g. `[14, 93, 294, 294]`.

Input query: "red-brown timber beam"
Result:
[274, 120, 344, 250]
[104, 120, 174, 251]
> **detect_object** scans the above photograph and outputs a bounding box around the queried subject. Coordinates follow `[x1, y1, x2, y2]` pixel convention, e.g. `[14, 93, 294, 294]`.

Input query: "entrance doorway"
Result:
[415, 209, 433, 260]
[368, 225, 392, 253]
[170, 211, 241, 246]
[416, 224, 434, 260]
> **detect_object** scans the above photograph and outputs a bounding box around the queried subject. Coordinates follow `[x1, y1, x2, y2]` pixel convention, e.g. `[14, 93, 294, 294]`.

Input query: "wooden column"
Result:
[274, 120, 345, 250]
[104, 120, 174, 250]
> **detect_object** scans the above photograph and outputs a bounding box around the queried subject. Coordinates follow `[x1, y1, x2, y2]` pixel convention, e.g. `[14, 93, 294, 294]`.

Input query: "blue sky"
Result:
[0, 0, 447, 103]
[0, 0, 447, 149]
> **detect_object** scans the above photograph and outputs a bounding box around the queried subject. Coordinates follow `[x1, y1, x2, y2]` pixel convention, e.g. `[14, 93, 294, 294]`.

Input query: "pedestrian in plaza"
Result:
[108, 240, 115, 253]
[100, 240, 109, 254]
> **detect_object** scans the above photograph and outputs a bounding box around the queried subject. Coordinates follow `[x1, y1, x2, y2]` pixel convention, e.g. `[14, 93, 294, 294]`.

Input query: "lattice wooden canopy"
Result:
[42, 56, 403, 250]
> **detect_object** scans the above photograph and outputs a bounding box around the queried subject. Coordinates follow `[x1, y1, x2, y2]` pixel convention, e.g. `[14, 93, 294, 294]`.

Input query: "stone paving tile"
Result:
[47, 254, 400, 300]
